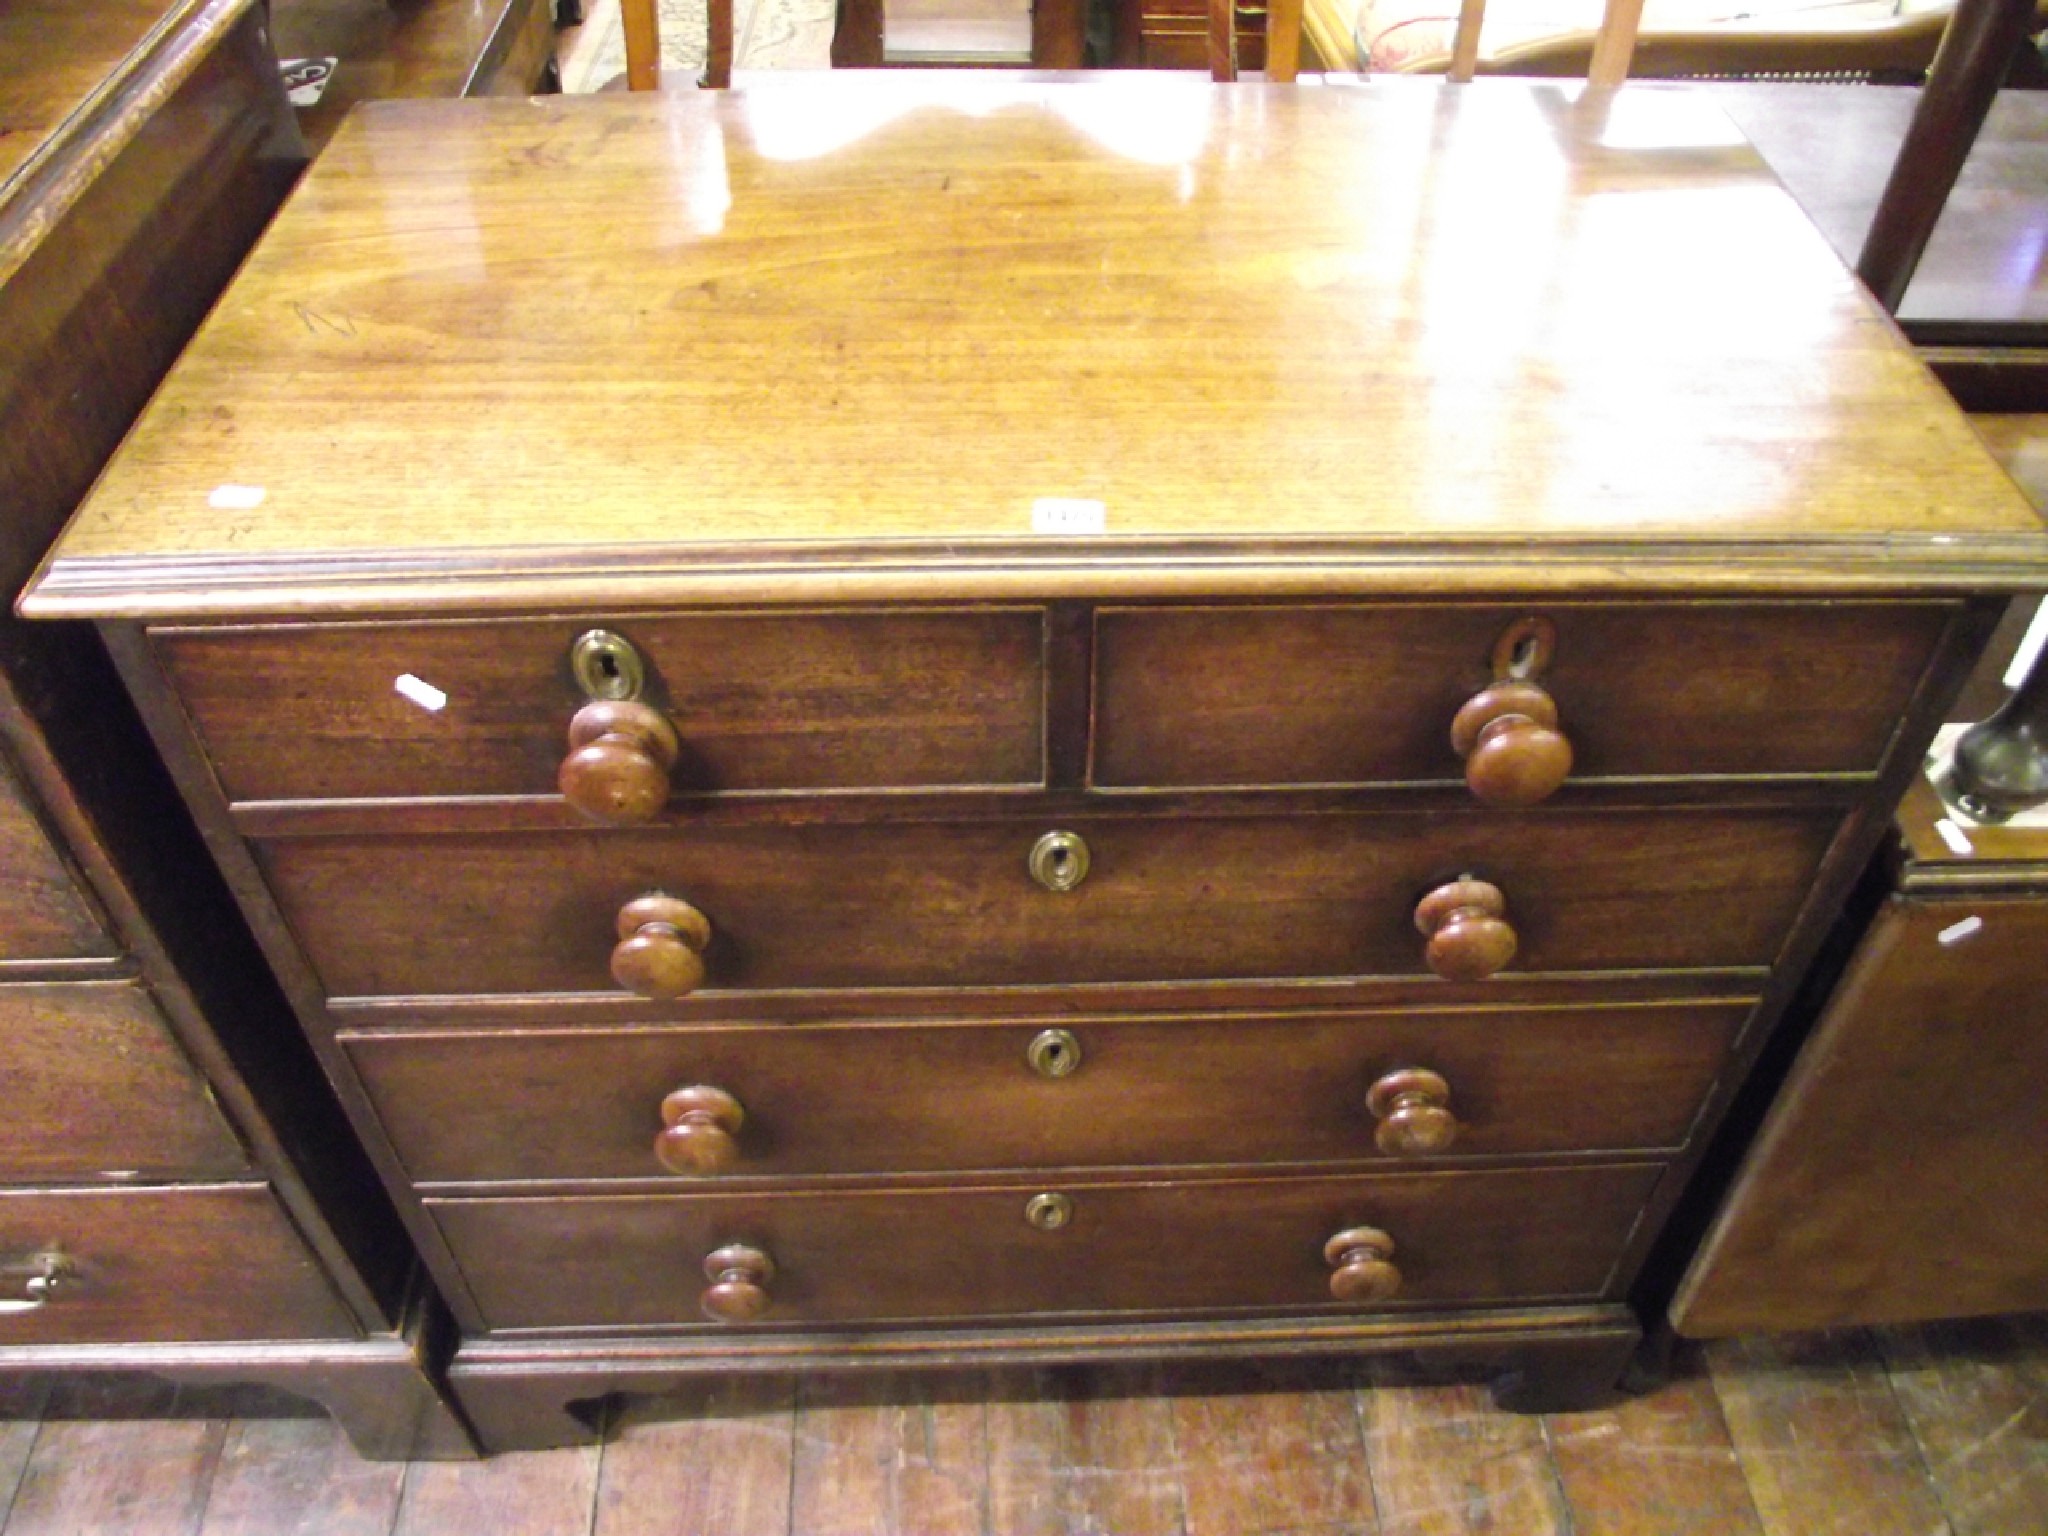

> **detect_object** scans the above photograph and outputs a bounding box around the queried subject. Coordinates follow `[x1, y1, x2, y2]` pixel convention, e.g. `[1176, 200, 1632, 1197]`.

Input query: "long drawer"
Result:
[0, 759, 115, 962]
[152, 608, 1047, 802]
[0, 980, 247, 1181]
[349, 1000, 1749, 1184]
[0, 1185, 355, 1343]
[1092, 601, 1950, 787]
[263, 807, 1836, 999]
[429, 1164, 1663, 1331]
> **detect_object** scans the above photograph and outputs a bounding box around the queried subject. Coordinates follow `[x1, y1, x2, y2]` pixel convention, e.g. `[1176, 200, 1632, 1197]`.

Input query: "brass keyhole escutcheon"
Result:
[1028, 831, 1090, 893]
[1027, 1028, 1082, 1079]
[570, 629, 646, 702]
[1025, 1192, 1073, 1231]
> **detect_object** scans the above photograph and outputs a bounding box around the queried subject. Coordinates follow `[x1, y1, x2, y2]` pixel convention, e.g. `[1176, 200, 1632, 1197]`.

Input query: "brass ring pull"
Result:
[0, 1252, 74, 1314]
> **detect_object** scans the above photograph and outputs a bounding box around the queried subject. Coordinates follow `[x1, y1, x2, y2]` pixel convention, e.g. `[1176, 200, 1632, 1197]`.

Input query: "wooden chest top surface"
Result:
[0, 0, 189, 192]
[26, 75, 2048, 616]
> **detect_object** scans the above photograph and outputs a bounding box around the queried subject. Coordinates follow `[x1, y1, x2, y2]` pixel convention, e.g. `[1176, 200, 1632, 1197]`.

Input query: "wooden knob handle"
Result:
[1365, 1068, 1460, 1155]
[700, 1243, 774, 1323]
[1414, 877, 1516, 981]
[559, 700, 679, 824]
[612, 893, 712, 999]
[656, 1085, 745, 1174]
[1324, 1226, 1401, 1304]
[1450, 680, 1572, 807]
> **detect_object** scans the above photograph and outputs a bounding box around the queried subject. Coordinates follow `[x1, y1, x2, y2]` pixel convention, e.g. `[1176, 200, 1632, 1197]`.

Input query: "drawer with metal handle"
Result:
[0, 1185, 355, 1343]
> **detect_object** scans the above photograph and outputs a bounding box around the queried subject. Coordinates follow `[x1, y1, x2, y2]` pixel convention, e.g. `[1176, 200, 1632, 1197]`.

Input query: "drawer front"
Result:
[351, 1001, 1749, 1184]
[154, 609, 1046, 802]
[0, 981, 247, 1181]
[266, 808, 1836, 999]
[430, 1164, 1662, 1330]
[1093, 602, 1950, 787]
[0, 759, 115, 961]
[0, 1185, 354, 1343]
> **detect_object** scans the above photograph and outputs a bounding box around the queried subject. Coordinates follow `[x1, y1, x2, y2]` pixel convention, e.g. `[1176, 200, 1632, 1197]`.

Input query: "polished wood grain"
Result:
[0, 0, 172, 190]
[25, 81, 2048, 621]
[0, 766, 114, 962]
[1093, 601, 1953, 787]
[262, 808, 1836, 998]
[345, 1001, 1749, 1184]
[428, 1165, 1661, 1330]
[1673, 892, 2048, 1334]
[0, 1185, 354, 1343]
[0, 981, 247, 1181]
[154, 609, 1045, 802]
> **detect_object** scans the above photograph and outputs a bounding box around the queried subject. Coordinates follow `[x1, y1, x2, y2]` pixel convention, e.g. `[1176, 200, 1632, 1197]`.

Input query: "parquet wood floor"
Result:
[3, 1321, 2043, 1534]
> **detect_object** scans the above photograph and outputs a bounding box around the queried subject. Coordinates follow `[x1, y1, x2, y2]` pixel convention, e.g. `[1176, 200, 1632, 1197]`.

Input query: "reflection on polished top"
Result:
[25, 75, 2048, 616]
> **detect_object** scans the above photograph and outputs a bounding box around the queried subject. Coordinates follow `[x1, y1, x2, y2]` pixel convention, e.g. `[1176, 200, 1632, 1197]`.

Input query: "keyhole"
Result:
[1509, 634, 1540, 677]
[1028, 831, 1091, 892]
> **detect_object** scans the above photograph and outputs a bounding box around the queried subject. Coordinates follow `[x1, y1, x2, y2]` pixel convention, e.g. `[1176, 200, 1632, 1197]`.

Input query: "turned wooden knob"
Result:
[1414, 877, 1516, 981]
[1366, 1068, 1460, 1155]
[656, 1085, 745, 1174]
[612, 894, 712, 999]
[559, 700, 679, 824]
[1450, 680, 1572, 807]
[700, 1243, 774, 1323]
[1324, 1226, 1401, 1304]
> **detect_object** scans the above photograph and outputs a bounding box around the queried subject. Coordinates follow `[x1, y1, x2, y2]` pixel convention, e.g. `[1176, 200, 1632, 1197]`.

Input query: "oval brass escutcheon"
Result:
[1025, 1192, 1074, 1231]
[570, 628, 646, 702]
[1026, 1027, 1082, 1079]
[1490, 614, 1557, 682]
[1028, 830, 1090, 893]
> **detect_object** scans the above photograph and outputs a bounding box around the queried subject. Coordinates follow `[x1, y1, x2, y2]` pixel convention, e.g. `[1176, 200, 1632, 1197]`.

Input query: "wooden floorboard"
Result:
[1709, 1330, 1956, 1536]
[1544, 1342, 1765, 1536]
[1356, 1366, 1570, 1536]
[0, 1323, 2044, 1533]
[1877, 1317, 2048, 1536]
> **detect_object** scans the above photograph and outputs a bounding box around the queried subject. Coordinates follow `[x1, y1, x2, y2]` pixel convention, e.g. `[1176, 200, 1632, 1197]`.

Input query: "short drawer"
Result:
[429, 1164, 1663, 1330]
[152, 608, 1046, 802]
[0, 1185, 355, 1343]
[265, 807, 1836, 999]
[350, 1000, 1749, 1184]
[1093, 602, 1951, 787]
[0, 981, 248, 1182]
[0, 759, 115, 962]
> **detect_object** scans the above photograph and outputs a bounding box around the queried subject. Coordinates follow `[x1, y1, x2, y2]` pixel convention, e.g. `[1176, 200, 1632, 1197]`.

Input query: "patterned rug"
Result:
[561, 0, 838, 90]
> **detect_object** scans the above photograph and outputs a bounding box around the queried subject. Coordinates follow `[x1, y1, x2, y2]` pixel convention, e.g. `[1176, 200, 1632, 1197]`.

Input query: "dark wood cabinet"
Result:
[1671, 776, 2048, 1334]
[22, 79, 2048, 1450]
[0, 0, 468, 1458]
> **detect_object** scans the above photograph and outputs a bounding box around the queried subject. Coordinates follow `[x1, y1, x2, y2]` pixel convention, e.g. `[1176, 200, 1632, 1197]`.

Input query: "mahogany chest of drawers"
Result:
[0, 0, 466, 1456]
[25, 75, 2048, 1450]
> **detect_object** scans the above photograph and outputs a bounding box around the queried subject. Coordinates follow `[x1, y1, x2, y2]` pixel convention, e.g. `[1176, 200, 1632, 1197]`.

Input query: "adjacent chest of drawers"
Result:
[27, 76, 2048, 1450]
[0, 0, 467, 1457]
